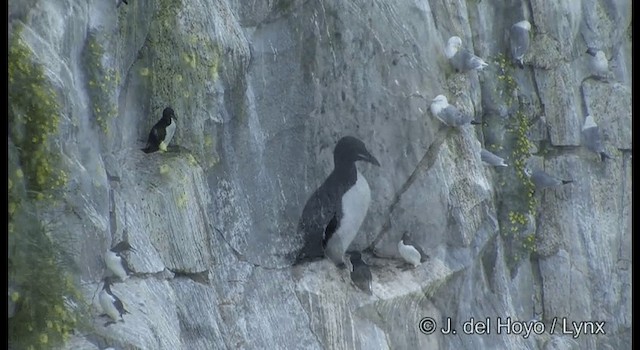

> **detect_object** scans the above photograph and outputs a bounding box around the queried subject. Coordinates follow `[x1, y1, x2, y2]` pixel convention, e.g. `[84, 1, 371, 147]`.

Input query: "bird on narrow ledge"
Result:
[398, 231, 428, 269]
[104, 240, 137, 281]
[294, 136, 380, 268]
[348, 251, 373, 295]
[99, 277, 130, 326]
[430, 95, 482, 128]
[510, 20, 532, 68]
[142, 107, 177, 154]
[445, 36, 489, 73]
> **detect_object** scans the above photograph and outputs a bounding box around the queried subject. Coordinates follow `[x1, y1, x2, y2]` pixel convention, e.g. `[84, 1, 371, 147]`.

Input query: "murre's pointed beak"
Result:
[364, 152, 380, 167]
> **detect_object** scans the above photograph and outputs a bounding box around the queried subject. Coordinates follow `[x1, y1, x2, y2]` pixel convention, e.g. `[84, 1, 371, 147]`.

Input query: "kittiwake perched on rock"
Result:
[510, 20, 532, 68]
[397, 232, 428, 268]
[294, 136, 380, 267]
[348, 251, 372, 295]
[524, 167, 573, 191]
[445, 36, 489, 73]
[581, 115, 612, 161]
[481, 149, 508, 167]
[105, 240, 137, 281]
[430, 95, 482, 127]
[142, 107, 177, 153]
[586, 48, 609, 79]
[99, 277, 129, 326]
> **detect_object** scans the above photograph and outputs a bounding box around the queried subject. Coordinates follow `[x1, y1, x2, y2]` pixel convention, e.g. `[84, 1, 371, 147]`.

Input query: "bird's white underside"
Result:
[325, 171, 371, 265]
[105, 252, 128, 281]
[398, 240, 421, 267]
[99, 289, 121, 321]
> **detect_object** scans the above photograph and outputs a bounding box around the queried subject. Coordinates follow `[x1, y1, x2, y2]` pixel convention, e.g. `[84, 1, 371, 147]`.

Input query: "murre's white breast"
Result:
[99, 289, 120, 321]
[105, 252, 128, 281]
[161, 120, 177, 150]
[325, 171, 371, 265]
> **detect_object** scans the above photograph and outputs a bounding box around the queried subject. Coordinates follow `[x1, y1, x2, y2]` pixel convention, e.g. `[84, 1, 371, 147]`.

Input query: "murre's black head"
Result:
[334, 136, 380, 167]
[586, 47, 598, 56]
[111, 240, 136, 254]
[162, 107, 176, 121]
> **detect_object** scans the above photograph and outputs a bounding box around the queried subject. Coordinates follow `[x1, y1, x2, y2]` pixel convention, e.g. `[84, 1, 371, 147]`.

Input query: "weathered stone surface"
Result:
[8, 0, 630, 349]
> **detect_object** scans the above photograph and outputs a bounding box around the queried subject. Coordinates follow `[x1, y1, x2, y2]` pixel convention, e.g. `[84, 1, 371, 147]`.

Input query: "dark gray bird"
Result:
[397, 232, 428, 268]
[430, 95, 482, 127]
[294, 136, 380, 268]
[105, 240, 136, 281]
[99, 277, 129, 326]
[524, 167, 573, 191]
[581, 115, 612, 161]
[142, 107, 177, 153]
[348, 252, 372, 295]
[481, 149, 508, 167]
[445, 36, 488, 72]
[510, 20, 532, 68]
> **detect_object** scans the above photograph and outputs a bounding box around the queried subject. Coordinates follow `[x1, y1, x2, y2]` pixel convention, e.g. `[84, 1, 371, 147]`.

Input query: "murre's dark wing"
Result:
[142, 120, 167, 153]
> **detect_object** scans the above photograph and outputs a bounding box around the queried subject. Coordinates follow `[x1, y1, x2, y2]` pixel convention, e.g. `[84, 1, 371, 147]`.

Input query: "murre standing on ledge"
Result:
[348, 251, 373, 295]
[294, 136, 380, 268]
[398, 231, 428, 269]
[105, 240, 137, 281]
[142, 107, 177, 153]
[99, 277, 129, 326]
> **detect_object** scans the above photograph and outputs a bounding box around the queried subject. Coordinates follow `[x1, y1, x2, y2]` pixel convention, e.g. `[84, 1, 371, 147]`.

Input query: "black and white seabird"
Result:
[430, 95, 482, 127]
[348, 252, 372, 295]
[481, 149, 508, 167]
[397, 232, 428, 268]
[581, 115, 612, 161]
[99, 277, 129, 326]
[105, 240, 137, 281]
[524, 167, 573, 191]
[142, 107, 177, 154]
[445, 36, 488, 73]
[510, 20, 532, 68]
[294, 136, 380, 267]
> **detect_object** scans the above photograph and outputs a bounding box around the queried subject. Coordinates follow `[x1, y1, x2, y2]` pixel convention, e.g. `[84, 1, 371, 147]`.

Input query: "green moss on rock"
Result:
[9, 25, 68, 197]
[82, 31, 118, 134]
[9, 26, 85, 350]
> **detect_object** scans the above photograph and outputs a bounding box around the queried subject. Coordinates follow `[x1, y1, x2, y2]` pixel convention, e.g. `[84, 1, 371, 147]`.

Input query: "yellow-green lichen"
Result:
[9, 26, 84, 350]
[494, 54, 518, 108]
[176, 192, 188, 209]
[492, 55, 540, 270]
[82, 32, 118, 134]
[9, 26, 68, 198]
[8, 212, 88, 350]
[159, 164, 171, 175]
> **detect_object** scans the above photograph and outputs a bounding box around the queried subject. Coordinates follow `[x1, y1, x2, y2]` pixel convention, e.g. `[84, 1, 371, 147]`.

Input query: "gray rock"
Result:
[8, 0, 630, 349]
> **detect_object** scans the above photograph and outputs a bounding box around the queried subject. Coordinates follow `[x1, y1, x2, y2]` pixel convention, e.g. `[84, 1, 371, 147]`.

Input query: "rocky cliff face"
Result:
[8, 0, 631, 349]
